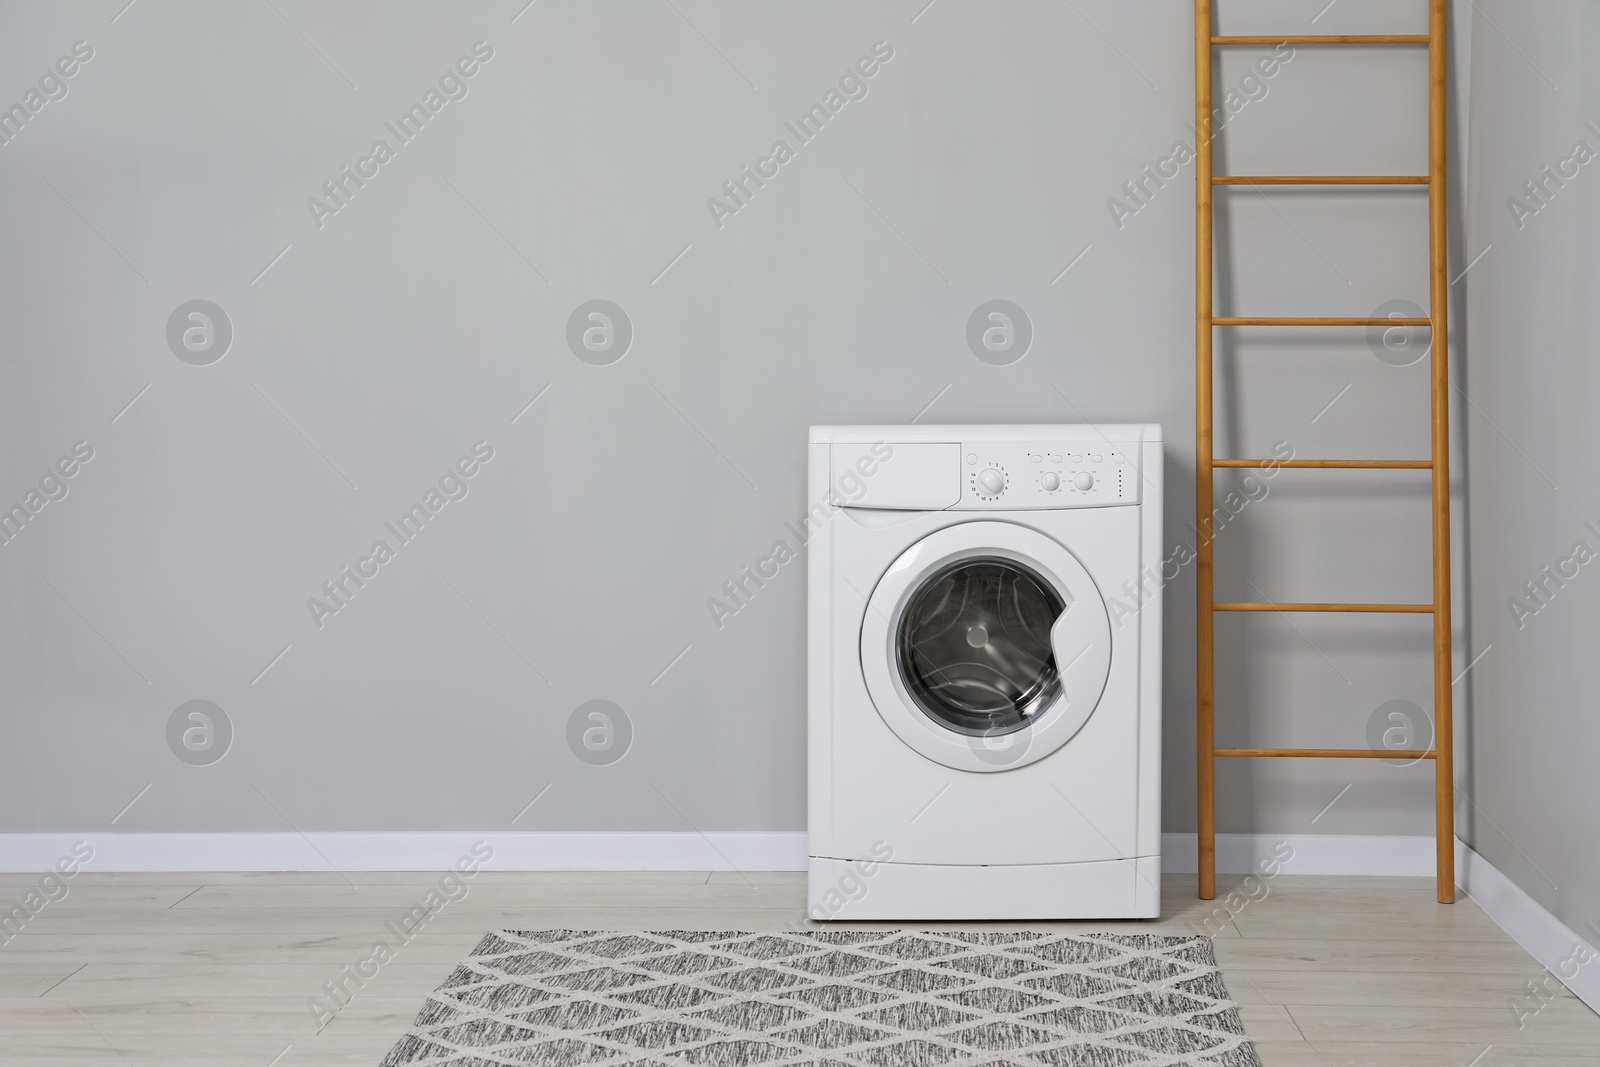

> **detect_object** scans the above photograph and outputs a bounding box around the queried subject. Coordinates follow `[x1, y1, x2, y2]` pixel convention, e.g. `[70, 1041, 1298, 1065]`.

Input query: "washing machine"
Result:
[807, 424, 1163, 920]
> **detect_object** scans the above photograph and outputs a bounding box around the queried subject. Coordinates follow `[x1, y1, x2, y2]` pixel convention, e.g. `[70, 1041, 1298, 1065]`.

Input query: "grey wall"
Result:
[0, 1, 1458, 843]
[1460, 1, 1600, 936]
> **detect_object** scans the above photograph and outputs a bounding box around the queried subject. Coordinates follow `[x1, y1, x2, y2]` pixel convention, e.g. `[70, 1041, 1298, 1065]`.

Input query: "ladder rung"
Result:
[1214, 602, 1434, 614]
[1213, 175, 1430, 186]
[1213, 459, 1433, 469]
[1214, 316, 1431, 327]
[1211, 35, 1430, 45]
[1216, 747, 1438, 759]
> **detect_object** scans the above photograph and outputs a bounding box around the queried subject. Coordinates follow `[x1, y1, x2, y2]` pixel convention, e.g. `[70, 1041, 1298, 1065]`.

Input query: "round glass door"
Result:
[897, 557, 1065, 736]
[859, 520, 1113, 773]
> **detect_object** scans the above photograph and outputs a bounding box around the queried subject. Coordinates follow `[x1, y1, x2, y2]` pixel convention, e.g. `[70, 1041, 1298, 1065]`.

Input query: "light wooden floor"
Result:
[1, 871, 1596, 1065]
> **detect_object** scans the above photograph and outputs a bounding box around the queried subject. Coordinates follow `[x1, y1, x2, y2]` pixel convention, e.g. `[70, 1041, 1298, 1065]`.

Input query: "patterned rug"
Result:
[379, 929, 1261, 1066]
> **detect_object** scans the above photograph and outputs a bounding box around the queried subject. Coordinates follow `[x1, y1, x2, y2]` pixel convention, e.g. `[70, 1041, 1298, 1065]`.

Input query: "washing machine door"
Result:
[860, 520, 1112, 773]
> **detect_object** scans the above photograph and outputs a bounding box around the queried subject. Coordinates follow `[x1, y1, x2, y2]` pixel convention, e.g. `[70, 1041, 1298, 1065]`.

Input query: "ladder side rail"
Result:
[1194, 0, 1217, 902]
[1428, 0, 1456, 905]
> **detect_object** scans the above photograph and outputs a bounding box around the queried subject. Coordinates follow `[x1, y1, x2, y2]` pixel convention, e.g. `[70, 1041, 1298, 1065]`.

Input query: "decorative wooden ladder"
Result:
[1193, 0, 1455, 903]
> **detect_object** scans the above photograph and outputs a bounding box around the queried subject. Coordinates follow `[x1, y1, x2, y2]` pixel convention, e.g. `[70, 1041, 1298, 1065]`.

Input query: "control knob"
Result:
[1074, 471, 1095, 492]
[977, 468, 1005, 496]
[1040, 471, 1060, 491]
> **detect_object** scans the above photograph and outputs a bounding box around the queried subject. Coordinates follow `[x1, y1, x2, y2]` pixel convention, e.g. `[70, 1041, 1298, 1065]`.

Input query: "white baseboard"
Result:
[1457, 839, 1600, 1016]
[5, 831, 1437, 875]
[0, 833, 810, 873]
[1161, 833, 1438, 876]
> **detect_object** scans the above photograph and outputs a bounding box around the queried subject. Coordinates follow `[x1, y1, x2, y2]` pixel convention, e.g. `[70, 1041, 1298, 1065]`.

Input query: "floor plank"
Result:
[1288, 1001, 1600, 1045]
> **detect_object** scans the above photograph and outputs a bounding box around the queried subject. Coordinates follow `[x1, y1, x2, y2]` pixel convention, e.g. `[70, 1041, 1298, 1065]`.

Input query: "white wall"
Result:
[0, 1, 1454, 849]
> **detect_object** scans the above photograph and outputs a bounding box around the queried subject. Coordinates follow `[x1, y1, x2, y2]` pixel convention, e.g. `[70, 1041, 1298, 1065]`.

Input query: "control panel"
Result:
[957, 442, 1138, 509]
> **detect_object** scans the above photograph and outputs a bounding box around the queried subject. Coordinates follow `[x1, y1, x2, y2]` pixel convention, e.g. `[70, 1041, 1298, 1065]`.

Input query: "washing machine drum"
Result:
[861, 521, 1112, 773]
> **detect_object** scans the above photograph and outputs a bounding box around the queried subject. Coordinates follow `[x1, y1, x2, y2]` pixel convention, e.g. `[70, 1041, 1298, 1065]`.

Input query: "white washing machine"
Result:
[808, 425, 1163, 920]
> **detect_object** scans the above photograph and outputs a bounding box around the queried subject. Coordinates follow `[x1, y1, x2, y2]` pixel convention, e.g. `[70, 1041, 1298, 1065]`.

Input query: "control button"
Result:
[1069, 453, 1083, 463]
[1089, 452, 1103, 463]
[1040, 471, 1060, 491]
[1048, 453, 1062, 463]
[966, 453, 978, 465]
[1074, 471, 1095, 492]
[977, 468, 1005, 495]
[1113, 453, 1126, 465]
[1028, 453, 1042, 463]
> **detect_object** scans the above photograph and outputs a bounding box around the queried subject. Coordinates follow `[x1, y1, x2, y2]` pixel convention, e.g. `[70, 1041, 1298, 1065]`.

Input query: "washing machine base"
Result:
[807, 856, 1161, 921]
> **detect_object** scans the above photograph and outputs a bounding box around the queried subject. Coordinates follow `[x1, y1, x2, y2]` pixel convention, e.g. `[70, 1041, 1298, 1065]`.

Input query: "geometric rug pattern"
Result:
[379, 929, 1261, 1066]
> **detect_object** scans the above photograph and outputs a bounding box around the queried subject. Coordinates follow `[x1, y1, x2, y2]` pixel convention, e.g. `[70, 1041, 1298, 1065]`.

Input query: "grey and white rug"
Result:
[380, 929, 1261, 1066]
